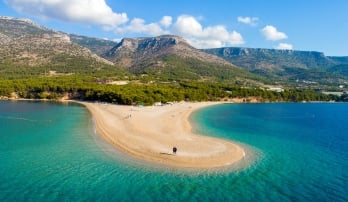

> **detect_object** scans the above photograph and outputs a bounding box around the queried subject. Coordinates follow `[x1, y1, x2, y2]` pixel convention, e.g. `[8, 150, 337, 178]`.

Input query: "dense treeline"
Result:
[0, 75, 341, 105]
[0, 62, 129, 79]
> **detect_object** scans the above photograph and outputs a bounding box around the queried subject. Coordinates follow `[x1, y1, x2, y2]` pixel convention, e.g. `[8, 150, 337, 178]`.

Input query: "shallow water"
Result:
[0, 101, 347, 201]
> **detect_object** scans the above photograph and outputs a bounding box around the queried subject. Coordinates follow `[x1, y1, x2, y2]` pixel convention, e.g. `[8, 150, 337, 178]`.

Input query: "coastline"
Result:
[81, 101, 246, 168]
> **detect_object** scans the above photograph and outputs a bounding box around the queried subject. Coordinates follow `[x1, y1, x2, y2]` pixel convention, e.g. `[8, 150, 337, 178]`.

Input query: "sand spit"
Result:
[82, 102, 245, 168]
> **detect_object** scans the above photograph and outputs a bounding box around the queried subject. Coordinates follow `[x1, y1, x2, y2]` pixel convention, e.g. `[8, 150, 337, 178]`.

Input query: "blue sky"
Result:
[1, 0, 347, 56]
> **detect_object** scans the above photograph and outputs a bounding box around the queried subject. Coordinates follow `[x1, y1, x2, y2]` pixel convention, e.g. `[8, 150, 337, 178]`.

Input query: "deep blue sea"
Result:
[0, 101, 347, 201]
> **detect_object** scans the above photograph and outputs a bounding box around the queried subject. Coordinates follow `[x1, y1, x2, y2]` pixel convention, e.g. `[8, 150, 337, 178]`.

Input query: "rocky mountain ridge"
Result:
[203, 47, 348, 85]
[0, 16, 54, 40]
[203, 47, 339, 71]
[0, 16, 114, 76]
[103, 35, 231, 69]
[99, 35, 260, 83]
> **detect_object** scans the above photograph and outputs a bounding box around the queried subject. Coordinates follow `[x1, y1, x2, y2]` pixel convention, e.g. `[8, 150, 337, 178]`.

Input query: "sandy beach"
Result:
[82, 102, 245, 168]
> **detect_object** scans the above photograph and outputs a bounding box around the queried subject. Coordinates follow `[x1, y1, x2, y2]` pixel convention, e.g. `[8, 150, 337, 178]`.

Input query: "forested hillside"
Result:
[203, 47, 348, 88]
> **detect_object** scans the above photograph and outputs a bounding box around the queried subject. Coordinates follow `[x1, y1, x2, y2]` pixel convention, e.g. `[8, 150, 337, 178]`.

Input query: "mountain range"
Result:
[203, 48, 348, 85]
[1, 16, 347, 89]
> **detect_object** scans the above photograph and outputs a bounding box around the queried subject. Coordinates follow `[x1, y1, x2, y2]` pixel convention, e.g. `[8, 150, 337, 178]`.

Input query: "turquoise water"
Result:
[0, 101, 347, 201]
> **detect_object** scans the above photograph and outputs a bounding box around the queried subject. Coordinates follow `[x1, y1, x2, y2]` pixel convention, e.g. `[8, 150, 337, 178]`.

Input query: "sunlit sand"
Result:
[82, 102, 245, 168]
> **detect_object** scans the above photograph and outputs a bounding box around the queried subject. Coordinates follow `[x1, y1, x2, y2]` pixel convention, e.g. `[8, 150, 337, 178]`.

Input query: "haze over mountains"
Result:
[1, 16, 347, 89]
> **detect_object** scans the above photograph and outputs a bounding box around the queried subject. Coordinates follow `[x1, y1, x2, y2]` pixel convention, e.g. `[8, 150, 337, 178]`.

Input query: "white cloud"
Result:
[160, 16, 172, 28]
[173, 15, 244, 48]
[237, 16, 259, 26]
[275, 43, 293, 50]
[5, 0, 128, 27]
[113, 38, 123, 42]
[173, 15, 203, 37]
[261, 25, 287, 41]
[187, 39, 224, 49]
[115, 18, 167, 36]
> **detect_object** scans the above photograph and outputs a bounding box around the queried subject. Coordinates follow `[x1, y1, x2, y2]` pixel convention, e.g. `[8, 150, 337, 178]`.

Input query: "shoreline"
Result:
[81, 101, 246, 168]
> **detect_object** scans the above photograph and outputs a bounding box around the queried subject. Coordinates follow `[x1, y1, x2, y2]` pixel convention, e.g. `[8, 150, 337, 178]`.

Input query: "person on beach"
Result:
[173, 147, 177, 154]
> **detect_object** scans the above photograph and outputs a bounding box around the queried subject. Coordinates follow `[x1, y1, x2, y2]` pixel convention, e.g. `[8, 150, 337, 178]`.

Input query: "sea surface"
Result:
[0, 101, 347, 201]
